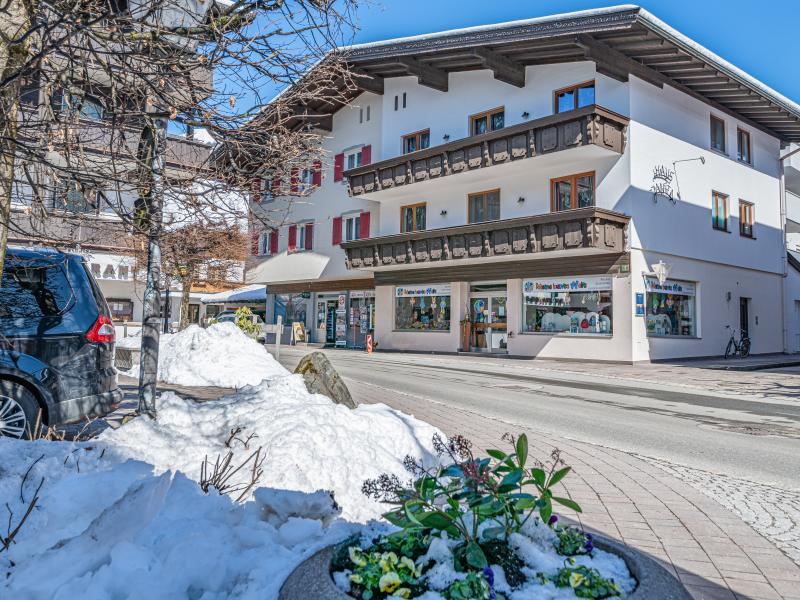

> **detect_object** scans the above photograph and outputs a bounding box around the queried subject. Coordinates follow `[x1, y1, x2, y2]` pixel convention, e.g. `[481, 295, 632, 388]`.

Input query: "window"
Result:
[52, 180, 99, 214]
[345, 214, 361, 241]
[522, 276, 613, 335]
[645, 279, 697, 337]
[401, 203, 426, 232]
[61, 92, 104, 121]
[550, 172, 595, 212]
[468, 189, 501, 223]
[394, 284, 451, 331]
[259, 230, 277, 255]
[107, 298, 134, 322]
[402, 129, 430, 154]
[0, 263, 73, 320]
[345, 149, 363, 171]
[298, 222, 313, 251]
[737, 128, 752, 164]
[712, 191, 728, 231]
[367, 105, 371, 121]
[710, 115, 726, 153]
[470, 107, 504, 136]
[554, 81, 595, 113]
[739, 200, 754, 238]
[403, 92, 407, 108]
[274, 293, 307, 326]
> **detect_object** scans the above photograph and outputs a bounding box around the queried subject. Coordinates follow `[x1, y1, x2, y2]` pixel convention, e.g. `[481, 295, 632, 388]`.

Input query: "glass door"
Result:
[469, 283, 508, 353]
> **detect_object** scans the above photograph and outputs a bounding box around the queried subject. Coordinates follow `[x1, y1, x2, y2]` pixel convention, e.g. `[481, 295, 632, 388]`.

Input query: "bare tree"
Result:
[0, 0, 360, 415]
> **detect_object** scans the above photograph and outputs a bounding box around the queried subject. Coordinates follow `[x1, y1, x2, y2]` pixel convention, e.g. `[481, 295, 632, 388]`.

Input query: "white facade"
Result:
[247, 16, 797, 361]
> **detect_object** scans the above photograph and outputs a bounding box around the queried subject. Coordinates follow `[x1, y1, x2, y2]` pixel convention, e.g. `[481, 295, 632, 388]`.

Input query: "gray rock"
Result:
[294, 352, 356, 409]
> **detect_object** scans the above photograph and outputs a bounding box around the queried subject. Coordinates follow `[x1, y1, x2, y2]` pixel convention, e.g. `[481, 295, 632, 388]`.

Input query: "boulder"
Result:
[294, 352, 356, 409]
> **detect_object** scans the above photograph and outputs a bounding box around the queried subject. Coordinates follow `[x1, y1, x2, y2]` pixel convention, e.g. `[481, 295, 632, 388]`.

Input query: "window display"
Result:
[275, 293, 307, 325]
[394, 285, 451, 331]
[645, 279, 697, 337]
[522, 276, 612, 335]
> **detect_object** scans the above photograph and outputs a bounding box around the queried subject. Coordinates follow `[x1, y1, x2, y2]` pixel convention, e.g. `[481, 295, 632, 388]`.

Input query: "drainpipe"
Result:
[778, 146, 800, 354]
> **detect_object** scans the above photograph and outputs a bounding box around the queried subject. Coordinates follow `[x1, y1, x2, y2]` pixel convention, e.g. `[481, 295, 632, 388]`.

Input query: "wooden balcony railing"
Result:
[345, 105, 628, 197]
[341, 207, 629, 270]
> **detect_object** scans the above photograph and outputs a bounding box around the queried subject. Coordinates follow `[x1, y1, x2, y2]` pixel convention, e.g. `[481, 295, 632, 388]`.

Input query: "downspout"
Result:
[778, 146, 800, 354]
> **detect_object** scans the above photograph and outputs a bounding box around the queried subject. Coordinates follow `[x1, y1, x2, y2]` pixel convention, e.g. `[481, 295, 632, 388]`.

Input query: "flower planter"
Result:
[279, 532, 692, 600]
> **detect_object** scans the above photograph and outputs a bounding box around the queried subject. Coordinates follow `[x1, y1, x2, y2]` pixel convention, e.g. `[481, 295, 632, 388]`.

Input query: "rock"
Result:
[294, 352, 356, 409]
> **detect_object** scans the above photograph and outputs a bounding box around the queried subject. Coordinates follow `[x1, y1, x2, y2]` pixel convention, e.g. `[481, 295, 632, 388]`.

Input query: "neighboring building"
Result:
[784, 145, 800, 353]
[247, 5, 800, 361]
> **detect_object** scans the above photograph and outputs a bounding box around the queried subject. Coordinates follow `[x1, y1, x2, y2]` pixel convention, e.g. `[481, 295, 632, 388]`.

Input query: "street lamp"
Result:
[643, 260, 671, 286]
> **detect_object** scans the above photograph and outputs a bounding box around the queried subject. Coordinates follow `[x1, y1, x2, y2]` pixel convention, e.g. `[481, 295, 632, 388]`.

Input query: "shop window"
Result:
[554, 81, 595, 114]
[645, 278, 697, 337]
[468, 189, 500, 223]
[737, 128, 752, 165]
[394, 285, 451, 331]
[712, 191, 728, 231]
[401, 203, 426, 232]
[345, 214, 361, 241]
[710, 115, 726, 153]
[107, 298, 134, 321]
[274, 293, 307, 325]
[550, 172, 595, 212]
[522, 276, 612, 335]
[739, 200, 754, 238]
[402, 129, 430, 154]
[470, 107, 504, 136]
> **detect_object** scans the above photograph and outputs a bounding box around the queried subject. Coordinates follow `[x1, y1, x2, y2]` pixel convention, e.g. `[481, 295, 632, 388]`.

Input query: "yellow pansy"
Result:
[569, 572, 586, 588]
[400, 556, 416, 573]
[348, 547, 367, 567]
[392, 588, 412, 599]
[379, 572, 402, 593]
[349, 573, 363, 584]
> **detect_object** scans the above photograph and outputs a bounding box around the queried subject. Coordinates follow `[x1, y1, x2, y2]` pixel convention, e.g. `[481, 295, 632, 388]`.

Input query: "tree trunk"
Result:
[137, 116, 167, 418]
[179, 273, 193, 330]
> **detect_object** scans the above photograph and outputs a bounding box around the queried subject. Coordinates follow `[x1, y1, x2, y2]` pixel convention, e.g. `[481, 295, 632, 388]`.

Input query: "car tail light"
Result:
[86, 314, 116, 343]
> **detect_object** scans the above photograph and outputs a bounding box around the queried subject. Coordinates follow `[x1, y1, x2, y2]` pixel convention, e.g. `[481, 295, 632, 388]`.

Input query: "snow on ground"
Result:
[0, 364, 440, 599]
[124, 322, 283, 388]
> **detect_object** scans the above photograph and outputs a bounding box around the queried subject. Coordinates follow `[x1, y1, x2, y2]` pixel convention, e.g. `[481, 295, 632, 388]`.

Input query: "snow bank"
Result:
[0, 368, 441, 598]
[126, 322, 284, 388]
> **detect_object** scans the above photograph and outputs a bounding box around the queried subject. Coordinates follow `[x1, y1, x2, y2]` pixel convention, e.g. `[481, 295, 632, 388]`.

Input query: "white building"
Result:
[246, 5, 800, 361]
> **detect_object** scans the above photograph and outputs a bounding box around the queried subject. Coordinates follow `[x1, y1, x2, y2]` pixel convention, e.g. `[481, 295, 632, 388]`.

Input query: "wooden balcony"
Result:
[345, 105, 628, 197]
[341, 207, 629, 271]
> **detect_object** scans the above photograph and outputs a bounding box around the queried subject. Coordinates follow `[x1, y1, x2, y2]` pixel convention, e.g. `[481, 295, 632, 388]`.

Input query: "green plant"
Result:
[445, 570, 504, 600]
[233, 306, 259, 336]
[554, 525, 594, 556]
[344, 545, 425, 600]
[553, 564, 621, 599]
[362, 433, 581, 570]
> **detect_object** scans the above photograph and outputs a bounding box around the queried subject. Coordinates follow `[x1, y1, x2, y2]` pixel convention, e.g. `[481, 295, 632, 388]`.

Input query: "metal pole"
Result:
[274, 315, 282, 360]
[137, 115, 167, 418]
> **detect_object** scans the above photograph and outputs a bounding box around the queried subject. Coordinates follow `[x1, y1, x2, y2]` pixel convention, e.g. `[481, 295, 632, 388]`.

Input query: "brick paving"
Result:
[347, 379, 800, 600]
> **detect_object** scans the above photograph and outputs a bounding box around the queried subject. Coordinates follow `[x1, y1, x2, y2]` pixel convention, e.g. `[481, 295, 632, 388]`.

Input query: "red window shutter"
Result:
[332, 216, 343, 245]
[271, 176, 281, 194]
[304, 223, 314, 250]
[288, 224, 297, 252]
[290, 167, 300, 193]
[333, 153, 344, 182]
[250, 178, 262, 204]
[361, 144, 372, 166]
[269, 230, 278, 255]
[312, 160, 322, 187]
[359, 211, 371, 239]
[251, 231, 260, 255]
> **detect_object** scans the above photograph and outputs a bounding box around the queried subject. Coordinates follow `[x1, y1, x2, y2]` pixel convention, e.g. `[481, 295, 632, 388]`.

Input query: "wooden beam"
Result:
[350, 68, 384, 95]
[472, 47, 526, 88]
[576, 35, 662, 88]
[395, 57, 448, 92]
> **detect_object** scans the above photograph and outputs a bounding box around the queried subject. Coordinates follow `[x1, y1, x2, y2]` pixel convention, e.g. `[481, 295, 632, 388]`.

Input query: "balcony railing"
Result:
[341, 207, 629, 270]
[344, 105, 628, 197]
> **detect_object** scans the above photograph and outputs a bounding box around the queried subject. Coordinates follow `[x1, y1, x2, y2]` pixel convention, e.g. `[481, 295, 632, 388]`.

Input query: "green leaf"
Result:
[530, 468, 546, 488]
[514, 497, 537, 510]
[553, 496, 583, 513]
[539, 500, 552, 525]
[548, 466, 571, 487]
[487, 449, 507, 461]
[500, 469, 523, 488]
[483, 526, 505, 540]
[516, 434, 529, 466]
[465, 541, 488, 569]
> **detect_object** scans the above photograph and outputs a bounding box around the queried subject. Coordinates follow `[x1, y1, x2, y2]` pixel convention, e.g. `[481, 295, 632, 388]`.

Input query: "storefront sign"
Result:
[337, 294, 346, 308]
[635, 292, 645, 317]
[644, 278, 696, 296]
[650, 165, 676, 204]
[350, 290, 376, 299]
[523, 276, 612, 294]
[395, 284, 452, 297]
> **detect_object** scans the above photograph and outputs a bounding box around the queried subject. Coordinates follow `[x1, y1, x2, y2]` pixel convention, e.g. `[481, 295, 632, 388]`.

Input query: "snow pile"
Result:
[126, 322, 283, 388]
[0, 369, 441, 598]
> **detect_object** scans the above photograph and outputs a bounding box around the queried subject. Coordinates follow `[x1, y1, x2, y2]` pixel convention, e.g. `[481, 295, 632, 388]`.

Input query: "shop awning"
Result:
[200, 284, 267, 304]
[245, 251, 330, 285]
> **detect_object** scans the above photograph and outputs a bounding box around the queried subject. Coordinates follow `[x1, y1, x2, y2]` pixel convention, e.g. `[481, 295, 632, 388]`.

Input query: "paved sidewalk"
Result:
[347, 379, 800, 600]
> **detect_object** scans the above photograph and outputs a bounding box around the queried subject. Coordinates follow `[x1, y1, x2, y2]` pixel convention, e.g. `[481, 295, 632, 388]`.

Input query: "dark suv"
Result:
[0, 247, 122, 437]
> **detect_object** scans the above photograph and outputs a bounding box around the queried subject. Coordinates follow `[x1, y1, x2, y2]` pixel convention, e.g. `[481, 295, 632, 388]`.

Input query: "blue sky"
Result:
[346, 0, 799, 103]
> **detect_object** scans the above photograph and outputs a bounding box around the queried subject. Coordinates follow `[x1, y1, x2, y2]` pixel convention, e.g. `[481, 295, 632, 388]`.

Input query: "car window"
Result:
[0, 263, 74, 319]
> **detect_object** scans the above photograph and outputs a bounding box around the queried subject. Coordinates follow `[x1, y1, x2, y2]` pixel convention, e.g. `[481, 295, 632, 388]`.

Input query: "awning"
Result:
[200, 284, 267, 304]
[245, 251, 330, 285]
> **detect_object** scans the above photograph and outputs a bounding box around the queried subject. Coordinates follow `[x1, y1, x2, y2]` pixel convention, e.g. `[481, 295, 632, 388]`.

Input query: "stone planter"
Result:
[279, 533, 691, 600]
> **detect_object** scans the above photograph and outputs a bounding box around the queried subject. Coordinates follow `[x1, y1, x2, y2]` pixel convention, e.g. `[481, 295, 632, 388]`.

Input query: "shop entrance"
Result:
[468, 283, 508, 353]
[348, 292, 375, 348]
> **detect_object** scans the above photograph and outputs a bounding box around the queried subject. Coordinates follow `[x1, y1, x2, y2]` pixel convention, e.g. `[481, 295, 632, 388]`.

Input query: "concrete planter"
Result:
[279, 534, 691, 600]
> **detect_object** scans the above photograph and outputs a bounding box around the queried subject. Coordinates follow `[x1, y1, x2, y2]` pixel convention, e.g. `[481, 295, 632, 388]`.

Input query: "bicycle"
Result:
[724, 326, 751, 359]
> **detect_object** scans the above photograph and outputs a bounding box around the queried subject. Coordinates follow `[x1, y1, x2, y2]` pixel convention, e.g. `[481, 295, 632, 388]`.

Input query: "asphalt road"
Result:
[274, 349, 800, 492]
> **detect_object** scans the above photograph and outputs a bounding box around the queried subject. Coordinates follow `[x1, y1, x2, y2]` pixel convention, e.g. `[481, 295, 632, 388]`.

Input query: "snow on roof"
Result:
[201, 283, 266, 304]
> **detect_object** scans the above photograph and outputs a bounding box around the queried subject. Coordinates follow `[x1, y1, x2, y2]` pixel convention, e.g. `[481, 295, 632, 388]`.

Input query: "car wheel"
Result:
[0, 381, 42, 439]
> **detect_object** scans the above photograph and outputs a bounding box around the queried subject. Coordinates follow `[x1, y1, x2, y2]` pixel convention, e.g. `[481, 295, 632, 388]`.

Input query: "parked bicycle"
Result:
[724, 325, 751, 359]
